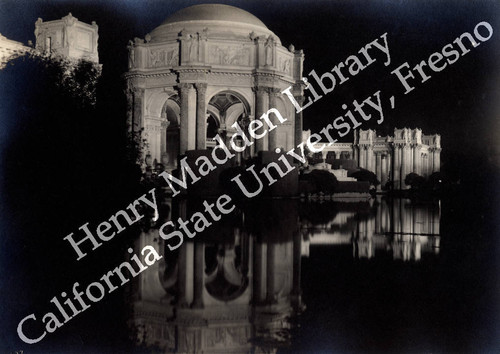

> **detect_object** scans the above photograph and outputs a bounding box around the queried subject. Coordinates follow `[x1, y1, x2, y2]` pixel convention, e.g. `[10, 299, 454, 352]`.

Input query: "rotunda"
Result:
[124, 3, 305, 170]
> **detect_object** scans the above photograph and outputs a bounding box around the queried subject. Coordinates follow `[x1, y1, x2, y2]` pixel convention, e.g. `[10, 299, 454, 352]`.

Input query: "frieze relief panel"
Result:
[277, 55, 292, 75]
[208, 43, 253, 66]
[204, 326, 251, 349]
[148, 46, 179, 68]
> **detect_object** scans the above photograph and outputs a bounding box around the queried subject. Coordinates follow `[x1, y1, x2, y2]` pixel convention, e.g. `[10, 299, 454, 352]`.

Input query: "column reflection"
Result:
[127, 199, 303, 353]
[300, 197, 440, 261]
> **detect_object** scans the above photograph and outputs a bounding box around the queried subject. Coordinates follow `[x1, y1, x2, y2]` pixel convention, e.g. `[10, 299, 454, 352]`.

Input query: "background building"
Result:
[34, 13, 99, 63]
[0, 34, 30, 69]
[306, 128, 441, 189]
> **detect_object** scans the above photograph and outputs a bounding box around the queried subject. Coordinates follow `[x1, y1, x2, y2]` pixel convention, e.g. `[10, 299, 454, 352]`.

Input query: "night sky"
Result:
[0, 0, 499, 351]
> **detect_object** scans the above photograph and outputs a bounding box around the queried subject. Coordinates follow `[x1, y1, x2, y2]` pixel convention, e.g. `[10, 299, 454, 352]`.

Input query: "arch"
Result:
[204, 243, 249, 302]
[225, 102, 245, 129]
[147, 90, 178, 118]
[207, 90, 251, 147]
[161, 96, 180, 126]
[207, 89, 251, 118]
[161, 96, 180, 168]
[206, 114, 220, 139]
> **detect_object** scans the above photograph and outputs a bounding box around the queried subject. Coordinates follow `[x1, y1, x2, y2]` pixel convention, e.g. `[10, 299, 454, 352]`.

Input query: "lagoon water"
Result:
[5, 191, 495, 352]
[118, 194, 495, 353]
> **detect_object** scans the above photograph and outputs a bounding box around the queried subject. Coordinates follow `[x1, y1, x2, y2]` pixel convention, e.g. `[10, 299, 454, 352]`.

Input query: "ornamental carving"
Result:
[209, 45, 251, 66]
[127, 40, 135, 69]
[148, 47, 179, 68]
[204, 326, 250, 348]
[254, 74, 278, 87]
[278, 56, 291, 74]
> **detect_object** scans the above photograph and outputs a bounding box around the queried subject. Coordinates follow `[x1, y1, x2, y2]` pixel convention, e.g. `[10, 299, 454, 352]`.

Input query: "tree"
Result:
[349, 168, 380, 187]
[405, 172, 426, 189]
[303, 169, 339, 194]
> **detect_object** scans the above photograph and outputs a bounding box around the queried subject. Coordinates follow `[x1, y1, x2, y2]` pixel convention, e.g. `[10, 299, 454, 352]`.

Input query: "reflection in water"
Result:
[301, 198, 440, 261]
[126, 197, 440, 352]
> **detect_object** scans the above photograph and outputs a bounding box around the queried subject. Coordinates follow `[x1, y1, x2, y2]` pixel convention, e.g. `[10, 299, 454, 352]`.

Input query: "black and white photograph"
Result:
[1, 0, 499, 352]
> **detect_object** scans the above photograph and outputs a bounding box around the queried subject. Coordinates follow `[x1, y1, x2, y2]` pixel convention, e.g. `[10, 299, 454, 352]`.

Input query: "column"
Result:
[393, 145, 400, 189]
[413, 146, 420, 175]
[146, 120, 162, 165]
[381, 154, 387, 185]
[177, 199, 189, 307]
[268, 87, 280, 151]
[178, 243, 189, 307]
[192, 242, 204, 308]
[408, 146, 413, 174]
[367, 147, 373, 172]
[125, 88, 133, 133]
[428, 149, 434, 174]
[187, 88, 197, 151]
[294, 95, 304, 147]
[133, 87, 144, 132]
[253, 242, 267, 303]
[266, 243, 276, 304]
[387, 152, 392, 184]
[401, 145, 407, 188]
[160, 120, 169, 167]
[376, 153, 382, 188]
[195, 83, 207, 150]
[178, 83, 192, 154]
[254, 87, 267, 153]
[359, 146, 365, 168]
[434, 148, 441, 172]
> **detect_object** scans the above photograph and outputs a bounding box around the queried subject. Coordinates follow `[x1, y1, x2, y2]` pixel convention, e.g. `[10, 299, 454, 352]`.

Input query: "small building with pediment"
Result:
[34, 13, 99, 63]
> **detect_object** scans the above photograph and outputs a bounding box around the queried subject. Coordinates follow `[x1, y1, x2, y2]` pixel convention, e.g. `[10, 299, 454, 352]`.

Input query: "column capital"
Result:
[267, 86, 281, 96]
[194, 82, 207, 93]
[252, 86, 268, 95]
[178, 82, 193, 92]
[132, 87, 145, 95]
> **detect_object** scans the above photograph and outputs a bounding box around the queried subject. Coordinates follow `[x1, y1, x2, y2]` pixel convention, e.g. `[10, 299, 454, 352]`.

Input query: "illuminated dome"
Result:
[149, 3, 279, 43]
[162, 4, 268, 28]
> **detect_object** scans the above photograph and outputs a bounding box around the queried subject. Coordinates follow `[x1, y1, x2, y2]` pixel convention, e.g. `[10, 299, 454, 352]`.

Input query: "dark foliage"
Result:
[405, 172, 426, 189]
[301, 169, 339, 194]
[349, 168, 380, 186]
[0, 54, 144, 350]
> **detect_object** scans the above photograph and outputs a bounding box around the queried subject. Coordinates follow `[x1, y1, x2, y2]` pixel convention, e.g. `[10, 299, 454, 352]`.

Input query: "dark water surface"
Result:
[2, 191, 497, 353]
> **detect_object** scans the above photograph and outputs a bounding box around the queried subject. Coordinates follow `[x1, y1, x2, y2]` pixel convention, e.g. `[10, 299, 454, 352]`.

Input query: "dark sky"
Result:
[1, 0, 499, 175]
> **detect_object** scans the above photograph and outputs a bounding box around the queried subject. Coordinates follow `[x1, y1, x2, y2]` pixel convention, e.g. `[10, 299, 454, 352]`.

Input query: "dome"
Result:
[149, 3, 277, 43]
[161, 4, 268, 29]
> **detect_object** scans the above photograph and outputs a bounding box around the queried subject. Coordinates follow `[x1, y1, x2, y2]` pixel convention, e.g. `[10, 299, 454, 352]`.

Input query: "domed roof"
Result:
[149, 3, 277, 43]
[161, 4, 268, 29]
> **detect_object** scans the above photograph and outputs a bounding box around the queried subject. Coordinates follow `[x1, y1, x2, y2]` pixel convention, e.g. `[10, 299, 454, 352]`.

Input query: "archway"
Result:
[204, 242, 249, 302]
[161, 95, 180, 169]
[207, 91, 251, 152]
